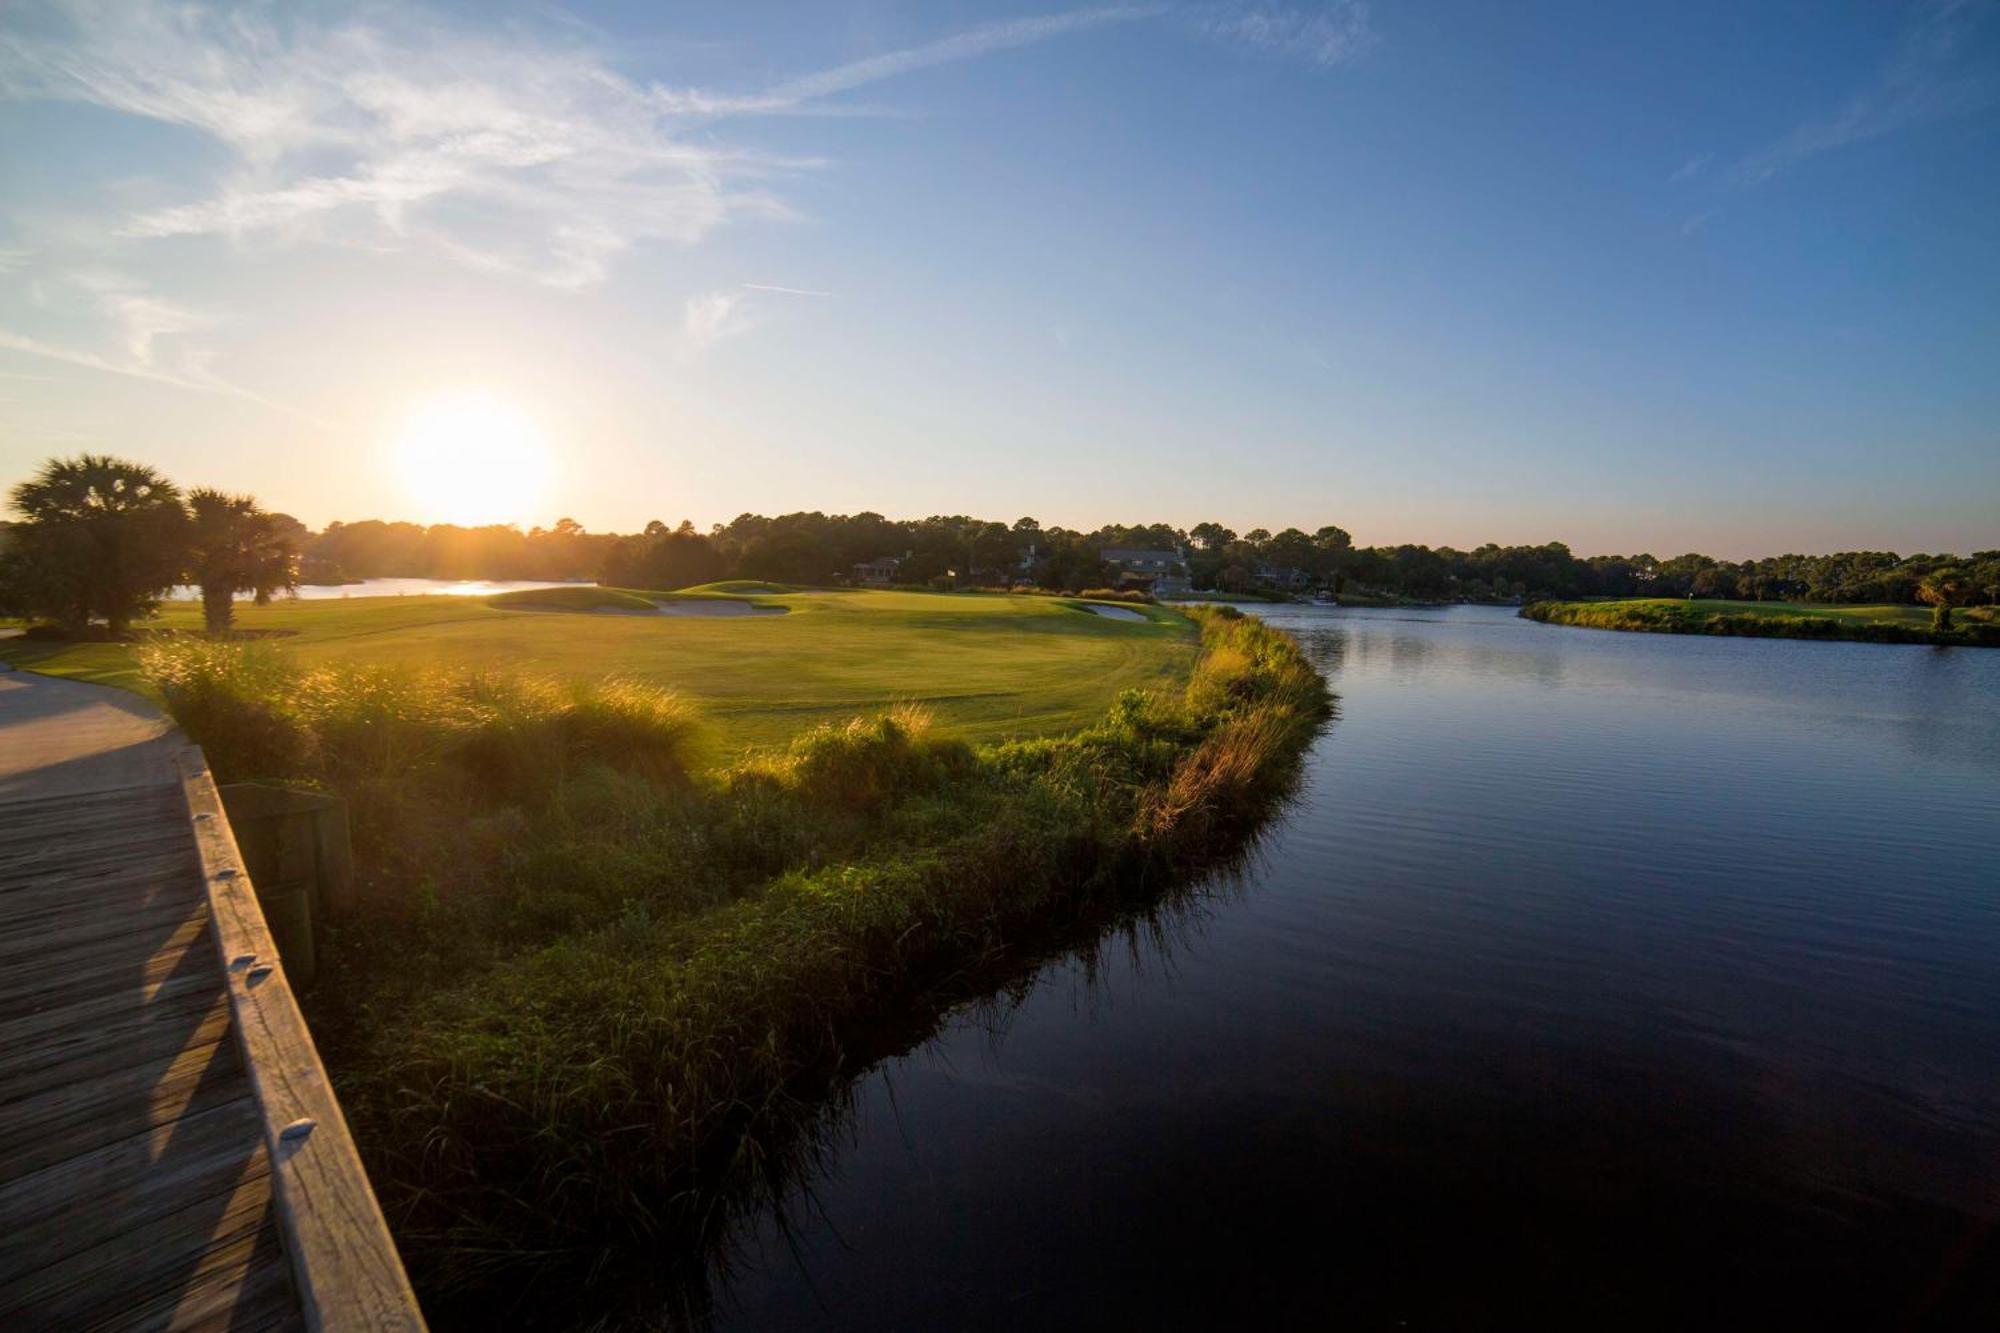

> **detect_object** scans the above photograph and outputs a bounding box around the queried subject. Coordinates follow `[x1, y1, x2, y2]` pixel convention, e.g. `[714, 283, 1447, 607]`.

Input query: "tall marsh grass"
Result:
[140, 606, 1331, 1312]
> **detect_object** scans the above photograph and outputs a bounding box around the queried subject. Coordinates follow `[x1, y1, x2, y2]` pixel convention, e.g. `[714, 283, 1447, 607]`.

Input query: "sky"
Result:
[1, 0, 1996, 557]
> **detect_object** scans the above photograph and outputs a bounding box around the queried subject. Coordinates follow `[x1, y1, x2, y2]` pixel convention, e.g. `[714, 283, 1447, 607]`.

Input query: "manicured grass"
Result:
[0, 637, 159, 694]
[1522, 598, 2000, 646]
[137, 607, 1330, 1315]
[485, 585, 659, 611]
[1, 588, 1201, 749]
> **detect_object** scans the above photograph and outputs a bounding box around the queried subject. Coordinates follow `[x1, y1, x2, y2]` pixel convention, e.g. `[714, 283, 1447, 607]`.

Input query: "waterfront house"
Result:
[1101, 546, 1192, 596]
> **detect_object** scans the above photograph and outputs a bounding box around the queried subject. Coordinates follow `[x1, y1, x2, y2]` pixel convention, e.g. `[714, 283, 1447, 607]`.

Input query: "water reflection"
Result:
[706, 604, 2000, 1330]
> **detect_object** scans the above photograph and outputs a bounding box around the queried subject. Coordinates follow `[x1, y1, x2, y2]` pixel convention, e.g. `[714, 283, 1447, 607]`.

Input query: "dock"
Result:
[0, 668, 424, 1330]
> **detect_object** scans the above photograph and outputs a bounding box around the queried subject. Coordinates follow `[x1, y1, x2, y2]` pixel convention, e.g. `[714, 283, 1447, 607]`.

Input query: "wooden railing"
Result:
[177, 747, 427, 1332]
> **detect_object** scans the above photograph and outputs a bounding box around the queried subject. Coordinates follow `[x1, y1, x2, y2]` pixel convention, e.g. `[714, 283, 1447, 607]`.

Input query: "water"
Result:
[166, 577, 592, 601]
[711, 606, 2000, 1329]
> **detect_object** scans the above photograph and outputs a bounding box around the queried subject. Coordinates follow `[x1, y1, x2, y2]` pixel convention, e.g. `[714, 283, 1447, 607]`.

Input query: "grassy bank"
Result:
[1, 587, 1197, 750]
[1521, 598, 2000, 647]
[138, 606, 1330, 1311]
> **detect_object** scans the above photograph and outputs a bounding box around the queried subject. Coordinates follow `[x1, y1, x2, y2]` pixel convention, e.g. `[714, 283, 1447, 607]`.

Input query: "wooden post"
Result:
[219, 783, 359, 984]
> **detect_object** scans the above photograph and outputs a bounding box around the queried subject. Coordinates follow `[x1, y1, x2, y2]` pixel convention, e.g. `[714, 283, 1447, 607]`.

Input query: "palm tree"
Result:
[185, 489, 300, 634]
[1917, 566, 1970, 634]
[7, 455, 186, 634]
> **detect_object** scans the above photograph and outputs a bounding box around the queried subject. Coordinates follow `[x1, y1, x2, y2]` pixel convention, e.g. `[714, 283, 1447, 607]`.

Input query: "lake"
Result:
[709, 604, 2000, 1329]
[167, 578, 593, 601]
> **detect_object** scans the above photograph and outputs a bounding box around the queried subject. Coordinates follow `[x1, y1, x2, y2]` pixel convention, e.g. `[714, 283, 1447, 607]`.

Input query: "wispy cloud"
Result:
[66, 269, 210, 366]
[681, 289, 756, 355]
[654, 6, 1163, 117]
[0, 325, 328, 426]
[1668, 153, 1711, 183]
[743, 283, 836, 298]
[1202, 2, 1377, 68]
[1734, 0, 1996, 186]
[0, 3, 1183, 291]
[0, 1, 799, 290]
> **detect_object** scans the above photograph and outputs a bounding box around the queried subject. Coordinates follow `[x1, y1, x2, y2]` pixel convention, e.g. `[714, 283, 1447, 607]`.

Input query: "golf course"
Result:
[0, 584, 1199, 749]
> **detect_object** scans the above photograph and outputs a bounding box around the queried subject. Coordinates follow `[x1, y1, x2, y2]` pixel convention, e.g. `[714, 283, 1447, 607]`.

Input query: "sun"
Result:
[393, 393, 553, 527]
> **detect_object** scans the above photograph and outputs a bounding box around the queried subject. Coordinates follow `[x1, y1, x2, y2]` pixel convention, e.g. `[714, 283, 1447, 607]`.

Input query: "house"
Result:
[853, 555, 902, 587]
[1101, 546, 1191, 596]
[1255, 563, 1315, 592]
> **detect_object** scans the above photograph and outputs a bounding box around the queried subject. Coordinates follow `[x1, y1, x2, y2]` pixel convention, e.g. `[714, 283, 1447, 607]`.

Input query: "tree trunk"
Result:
[203, 584, 234, 636]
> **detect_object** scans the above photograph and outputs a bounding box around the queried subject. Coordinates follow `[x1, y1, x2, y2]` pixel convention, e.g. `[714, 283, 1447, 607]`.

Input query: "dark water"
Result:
[713, 607, 2000, 1330]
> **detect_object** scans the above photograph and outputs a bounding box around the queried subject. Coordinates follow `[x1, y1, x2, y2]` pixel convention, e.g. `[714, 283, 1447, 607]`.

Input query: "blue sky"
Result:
[1, 0, 1995, 556]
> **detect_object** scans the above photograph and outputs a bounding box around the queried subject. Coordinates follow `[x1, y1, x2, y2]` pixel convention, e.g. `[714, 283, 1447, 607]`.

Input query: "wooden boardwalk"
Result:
[0, 670, 423, 1330]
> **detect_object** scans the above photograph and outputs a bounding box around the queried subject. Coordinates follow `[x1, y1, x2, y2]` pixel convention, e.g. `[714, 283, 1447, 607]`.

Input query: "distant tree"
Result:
[1966, 552, 2000, 606]
[185, 489, 300, 634]
[1190, 522, 1236, 551]
[4, 454, 186, 633]
[1689, 565, 1738, 599]
[1917, 566, 1973, 632]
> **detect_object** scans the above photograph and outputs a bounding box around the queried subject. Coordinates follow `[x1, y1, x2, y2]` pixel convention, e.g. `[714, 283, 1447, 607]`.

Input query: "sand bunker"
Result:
[1080, 604, 1147, 622]
[648, 599, 786, 617]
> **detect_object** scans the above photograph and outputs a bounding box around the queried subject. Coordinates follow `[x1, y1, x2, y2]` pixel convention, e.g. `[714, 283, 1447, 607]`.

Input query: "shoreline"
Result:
[1521, 599, 2000, 648]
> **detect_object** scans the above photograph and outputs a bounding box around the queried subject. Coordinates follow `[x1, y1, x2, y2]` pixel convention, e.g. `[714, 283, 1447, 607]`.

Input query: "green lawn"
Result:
[1521, 597, 1998, 645]
[1612, 598, 1938, 625]
[1, 589, 1200, 750]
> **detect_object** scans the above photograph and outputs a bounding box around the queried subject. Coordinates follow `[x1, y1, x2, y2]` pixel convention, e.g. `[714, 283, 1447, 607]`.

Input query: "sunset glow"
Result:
[393, 394, 552, 527]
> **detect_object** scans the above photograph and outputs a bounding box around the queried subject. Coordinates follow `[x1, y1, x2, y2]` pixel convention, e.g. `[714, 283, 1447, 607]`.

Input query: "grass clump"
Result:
[140, 605, 1329, 1310]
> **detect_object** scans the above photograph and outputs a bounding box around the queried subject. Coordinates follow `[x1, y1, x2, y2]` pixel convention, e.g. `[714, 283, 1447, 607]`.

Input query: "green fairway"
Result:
[1521, 597, 1999, 646]
[1, 589, 1200, 750]
[1605, 598, 1937, 626]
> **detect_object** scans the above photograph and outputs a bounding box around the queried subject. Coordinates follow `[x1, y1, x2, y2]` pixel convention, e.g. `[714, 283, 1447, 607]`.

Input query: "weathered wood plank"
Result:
[0, 913, 216, 1017]
[0, 869, 201, 932]
[0, 1096, 265, 1261]
[0, 889, 211, 966]
[78, 1223, 298, 1333]
[0, 988, 232, 1100]
[0, 1142, 274, 1324]
[0, 785, 183, 842]
[0, 831, 202, 883]
[0, 1029, 245, 1180]
[179, 748, 426, 1332]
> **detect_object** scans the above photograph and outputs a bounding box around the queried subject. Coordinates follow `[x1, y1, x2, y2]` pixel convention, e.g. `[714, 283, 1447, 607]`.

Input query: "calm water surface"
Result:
[713, 606, 2000, 1329]
[166, 577, 593, 601]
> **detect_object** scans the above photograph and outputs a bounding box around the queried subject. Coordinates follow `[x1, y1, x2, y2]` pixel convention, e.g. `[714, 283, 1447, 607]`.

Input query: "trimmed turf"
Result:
[485, 585, 659, 612]
[2, 588, 1200, 750]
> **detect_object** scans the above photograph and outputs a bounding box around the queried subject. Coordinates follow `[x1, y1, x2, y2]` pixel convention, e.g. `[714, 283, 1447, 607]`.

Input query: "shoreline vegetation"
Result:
[136, 603, 1331, 1313]
[1521, 598, 2000, 647]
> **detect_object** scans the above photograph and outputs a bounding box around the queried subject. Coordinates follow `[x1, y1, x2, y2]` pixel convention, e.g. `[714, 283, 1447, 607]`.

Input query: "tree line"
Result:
[4, 453, 1995, 635]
